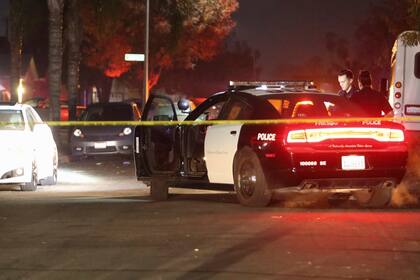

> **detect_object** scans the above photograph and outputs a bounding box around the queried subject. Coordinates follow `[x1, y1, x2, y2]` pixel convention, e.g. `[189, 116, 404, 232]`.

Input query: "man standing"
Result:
[338, 69, 357, 99]
[350, 70, 393, 117]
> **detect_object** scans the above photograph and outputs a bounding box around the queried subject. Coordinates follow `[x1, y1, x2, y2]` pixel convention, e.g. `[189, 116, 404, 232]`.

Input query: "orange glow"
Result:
[292, 100, 315, 118]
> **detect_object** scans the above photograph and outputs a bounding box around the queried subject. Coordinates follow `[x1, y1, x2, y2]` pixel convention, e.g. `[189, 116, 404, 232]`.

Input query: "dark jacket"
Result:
[338, 86, 357, 99]
[350, 87, 393, 117]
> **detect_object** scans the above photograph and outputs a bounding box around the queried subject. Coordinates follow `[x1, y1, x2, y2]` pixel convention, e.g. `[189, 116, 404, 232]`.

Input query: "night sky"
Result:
[0, 0, 7, 37]
[233, 0, 384, 78]
[0, 0, 386, 78]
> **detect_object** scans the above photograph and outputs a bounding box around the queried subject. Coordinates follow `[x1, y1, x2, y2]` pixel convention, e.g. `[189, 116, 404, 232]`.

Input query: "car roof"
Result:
[86, 102, 134, 108]
[239, 88, 334, 97]
[210, 81, 338, 99]
[0, 103, 31, 111]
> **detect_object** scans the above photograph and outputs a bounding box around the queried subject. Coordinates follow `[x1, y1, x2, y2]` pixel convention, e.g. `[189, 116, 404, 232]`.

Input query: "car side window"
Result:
[28, 107, 42, 123]
[224, 100, 253, 120]
[195, 101, 226, 121]
[145, 96, 176, 121]
[291, 100, 330, 118]
[25, 108, 36, 130]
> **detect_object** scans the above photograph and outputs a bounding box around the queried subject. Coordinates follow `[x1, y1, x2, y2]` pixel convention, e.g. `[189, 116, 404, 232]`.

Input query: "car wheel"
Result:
[40, 167, 58, 186]
[353, 186, 393, 208]
[150, 177, 169, 201]
[21, 164, 37, 191]
[328, 193, 351, 207]
[41, 152, 58, 186]
[70, 155, 83, 162]
[233, 147, 272, 207]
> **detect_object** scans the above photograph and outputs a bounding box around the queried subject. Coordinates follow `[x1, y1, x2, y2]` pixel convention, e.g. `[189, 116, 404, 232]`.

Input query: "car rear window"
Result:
[82, 104, 133, 121]
[0, 110, 25, 130]
[415, 52, 420, 79]
[264, 94, 365, 119]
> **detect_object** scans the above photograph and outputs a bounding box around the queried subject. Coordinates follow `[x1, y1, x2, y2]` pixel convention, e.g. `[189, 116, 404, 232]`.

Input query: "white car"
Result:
[0, 103, 58, 191]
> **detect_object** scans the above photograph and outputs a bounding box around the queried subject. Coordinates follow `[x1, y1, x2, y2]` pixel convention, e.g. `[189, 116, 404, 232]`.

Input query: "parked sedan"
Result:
[70, 102, 141, 159]
[0, 103, 58, 191]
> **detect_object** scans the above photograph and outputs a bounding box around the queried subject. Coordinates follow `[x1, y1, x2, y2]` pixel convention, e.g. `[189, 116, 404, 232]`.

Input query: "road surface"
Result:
[0, 156, 419, 279]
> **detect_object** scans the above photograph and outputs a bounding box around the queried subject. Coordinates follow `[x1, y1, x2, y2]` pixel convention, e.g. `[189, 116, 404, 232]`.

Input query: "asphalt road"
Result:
[0, 156, 420, 280]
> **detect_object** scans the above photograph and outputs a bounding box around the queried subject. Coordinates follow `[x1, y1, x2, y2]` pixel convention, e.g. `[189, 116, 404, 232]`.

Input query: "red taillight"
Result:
[395, 92, 401, 99]
[286, 128, 404, 143]
[287, 130, 307, 143]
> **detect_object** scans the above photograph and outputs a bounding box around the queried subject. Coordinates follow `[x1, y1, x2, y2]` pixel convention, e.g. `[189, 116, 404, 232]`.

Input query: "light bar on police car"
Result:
[229, 80, 317, 91]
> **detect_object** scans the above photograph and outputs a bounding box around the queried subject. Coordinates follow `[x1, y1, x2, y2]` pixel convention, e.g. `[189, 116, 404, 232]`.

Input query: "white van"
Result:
[388, 31, 420, 132]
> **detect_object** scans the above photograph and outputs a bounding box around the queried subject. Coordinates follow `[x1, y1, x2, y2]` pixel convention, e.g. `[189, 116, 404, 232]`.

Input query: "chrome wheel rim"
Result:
[238, 161, 257, 199]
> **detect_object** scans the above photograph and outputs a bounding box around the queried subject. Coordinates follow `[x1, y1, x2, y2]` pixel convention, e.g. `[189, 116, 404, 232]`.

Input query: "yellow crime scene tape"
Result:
[1, 117, 420, 127]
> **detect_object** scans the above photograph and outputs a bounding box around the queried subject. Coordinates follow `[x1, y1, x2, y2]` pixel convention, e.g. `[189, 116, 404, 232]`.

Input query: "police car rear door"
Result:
[134, 95, 180, 178]
[205, 97, 253, 184]
[181, 94, 228, 178]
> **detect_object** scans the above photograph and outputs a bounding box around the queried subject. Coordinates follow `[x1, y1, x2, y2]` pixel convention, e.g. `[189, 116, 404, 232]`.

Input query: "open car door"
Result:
[134, 95, 181, 180]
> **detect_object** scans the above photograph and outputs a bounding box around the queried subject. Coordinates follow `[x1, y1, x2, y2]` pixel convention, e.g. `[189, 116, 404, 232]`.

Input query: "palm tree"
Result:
[8, 0, 24, 103]
[65, 0, 81, 121]
[47, 0, 64, 121]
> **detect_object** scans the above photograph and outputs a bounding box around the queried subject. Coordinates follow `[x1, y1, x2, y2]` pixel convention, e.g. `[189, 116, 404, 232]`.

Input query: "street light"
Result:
[17, 78, 24, 103]
[143, 0, 150, 110]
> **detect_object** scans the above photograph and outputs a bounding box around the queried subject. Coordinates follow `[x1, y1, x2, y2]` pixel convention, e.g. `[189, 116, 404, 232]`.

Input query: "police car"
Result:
[134, 81, 408, 207]
[0, 103, 58, 191]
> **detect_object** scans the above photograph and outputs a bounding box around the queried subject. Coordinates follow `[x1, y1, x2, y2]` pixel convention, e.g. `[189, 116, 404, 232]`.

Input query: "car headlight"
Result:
[73, 129, 83, 137]
[122, 127, 132, 136]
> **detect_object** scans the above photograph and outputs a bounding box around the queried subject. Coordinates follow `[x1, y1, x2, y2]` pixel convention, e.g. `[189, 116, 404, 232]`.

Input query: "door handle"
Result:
[135, 137, 140, 153]
[230, 130, 237, 135]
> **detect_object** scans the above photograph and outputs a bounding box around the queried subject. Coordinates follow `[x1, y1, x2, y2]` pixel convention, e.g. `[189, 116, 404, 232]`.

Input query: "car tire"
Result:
[40, 152, 58, 186]
[150, 177, 169, 201]
[21, 165, 37, 192]
[233, 147, 272, 207]
[70, 155, 83, 162]
[353, 186, 393, 208]
[40, 168, 58, 186]
[328, 193, 351, 207]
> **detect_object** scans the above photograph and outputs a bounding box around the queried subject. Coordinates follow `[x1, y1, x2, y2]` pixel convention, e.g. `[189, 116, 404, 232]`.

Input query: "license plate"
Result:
[94, 142, 107, 149]
[341, 155, 365, 170]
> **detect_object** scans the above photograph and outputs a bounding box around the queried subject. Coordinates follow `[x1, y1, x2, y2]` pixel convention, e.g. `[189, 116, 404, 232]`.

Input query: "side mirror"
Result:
[177, 99, 191, 112]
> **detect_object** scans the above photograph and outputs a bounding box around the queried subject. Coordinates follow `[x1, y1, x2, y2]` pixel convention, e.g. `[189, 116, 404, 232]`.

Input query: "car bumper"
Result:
[262, 151, 407, 190]
[0, 163, 32, 184]
[71, 139, 133, 156]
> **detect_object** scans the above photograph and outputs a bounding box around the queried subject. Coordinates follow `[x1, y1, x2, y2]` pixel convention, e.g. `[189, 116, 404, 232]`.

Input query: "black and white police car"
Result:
[134, 81, 408, 207]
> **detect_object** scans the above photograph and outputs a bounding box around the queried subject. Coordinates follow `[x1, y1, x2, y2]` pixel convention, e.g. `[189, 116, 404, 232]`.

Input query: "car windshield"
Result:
[265, 94, 366, 119]
[82, 104, 133, 121]
[0, 110, 25, 130]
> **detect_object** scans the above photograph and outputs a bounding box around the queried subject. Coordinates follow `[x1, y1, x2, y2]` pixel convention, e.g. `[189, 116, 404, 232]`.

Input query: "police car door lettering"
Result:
[362, 120, 381, 126]
[257, 133, 276, 141]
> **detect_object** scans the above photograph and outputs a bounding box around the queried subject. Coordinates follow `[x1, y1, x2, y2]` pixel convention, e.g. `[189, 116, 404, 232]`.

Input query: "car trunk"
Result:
[282, 120, 408, 179]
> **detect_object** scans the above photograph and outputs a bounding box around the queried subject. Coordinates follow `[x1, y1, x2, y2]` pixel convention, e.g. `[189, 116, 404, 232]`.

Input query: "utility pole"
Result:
[143, 0, 150, 110]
